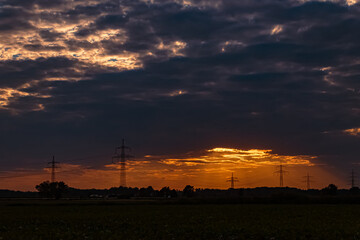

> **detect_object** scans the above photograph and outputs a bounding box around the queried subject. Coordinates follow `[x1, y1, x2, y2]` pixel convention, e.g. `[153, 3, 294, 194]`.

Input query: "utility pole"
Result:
[112, 139, 133, 187]
[226, 172, 239, 189]
[47, 156, 59, 183]
[302, 172, 314, 190]
[274, 163, 288, 187]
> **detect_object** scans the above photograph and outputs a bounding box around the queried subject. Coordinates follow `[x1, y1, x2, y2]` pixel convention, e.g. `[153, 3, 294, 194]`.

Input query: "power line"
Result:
[350, 169, 357, 189]
[226, 172, 239, 189]
[112, 139, 133, 187]
[47, 156, 59, 183]
[0, 171, 42, 179]
[60, 154, 110, 163]
[302, 172, 314, 190]
[274, 163, 288, 187]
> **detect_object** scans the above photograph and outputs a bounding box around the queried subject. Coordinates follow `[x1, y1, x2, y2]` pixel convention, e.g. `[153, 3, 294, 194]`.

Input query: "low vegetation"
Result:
[1, 202, 360, 239]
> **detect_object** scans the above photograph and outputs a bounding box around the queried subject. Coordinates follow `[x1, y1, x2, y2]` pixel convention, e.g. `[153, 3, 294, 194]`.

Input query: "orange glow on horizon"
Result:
[343, 128, 360, 136]
[0, 147, 346, 191]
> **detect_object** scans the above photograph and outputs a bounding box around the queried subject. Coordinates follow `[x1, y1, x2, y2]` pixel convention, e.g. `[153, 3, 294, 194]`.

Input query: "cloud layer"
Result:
[0, 0, 359, 189]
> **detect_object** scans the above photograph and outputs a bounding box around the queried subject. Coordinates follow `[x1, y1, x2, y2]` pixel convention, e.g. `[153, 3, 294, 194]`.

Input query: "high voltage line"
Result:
[0, 154, 110, 180]
[274, 163, 288, 187]
[302, 172, 314, 190]
[350, 169, 357, 188]
[226, 172, 239, 189]
[47, 156, 59, 183]
[112, 139, 133, 187]
[0, 146, 358, 190]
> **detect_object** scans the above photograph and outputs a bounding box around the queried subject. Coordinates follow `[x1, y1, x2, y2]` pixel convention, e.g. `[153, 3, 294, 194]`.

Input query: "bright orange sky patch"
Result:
[0, 147, 346, 191]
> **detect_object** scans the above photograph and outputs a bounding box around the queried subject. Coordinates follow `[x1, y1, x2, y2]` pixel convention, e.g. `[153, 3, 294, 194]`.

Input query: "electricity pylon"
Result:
[350, 169, 356, 189]
[226, 172, 239, 189]
[302, 172, 314, 190]
[274, 163, 288, 187]
[47, 156, 59, 183]
[112, 139, 133, 187]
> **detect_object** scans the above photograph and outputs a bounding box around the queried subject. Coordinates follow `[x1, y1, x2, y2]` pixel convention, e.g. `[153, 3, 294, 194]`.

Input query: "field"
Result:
[1, 201, 360, 239]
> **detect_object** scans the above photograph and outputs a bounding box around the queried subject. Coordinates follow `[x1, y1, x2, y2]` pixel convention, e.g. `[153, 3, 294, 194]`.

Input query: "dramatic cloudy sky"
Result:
[0, 0, 359, 190]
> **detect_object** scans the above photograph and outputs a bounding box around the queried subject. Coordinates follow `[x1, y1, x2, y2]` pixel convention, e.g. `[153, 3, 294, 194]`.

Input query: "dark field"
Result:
[1, 201, 360, 240]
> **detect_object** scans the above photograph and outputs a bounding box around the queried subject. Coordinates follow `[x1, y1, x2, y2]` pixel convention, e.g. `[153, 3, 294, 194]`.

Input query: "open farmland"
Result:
[1, 201, 360, 239]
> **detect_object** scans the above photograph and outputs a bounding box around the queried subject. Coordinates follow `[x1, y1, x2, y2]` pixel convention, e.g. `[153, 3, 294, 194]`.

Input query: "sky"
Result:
[0, 0, 359, 191]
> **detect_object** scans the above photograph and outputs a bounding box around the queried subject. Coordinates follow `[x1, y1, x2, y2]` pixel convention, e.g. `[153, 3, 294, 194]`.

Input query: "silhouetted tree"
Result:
[183, 185, 195, 197]
[350, 186, 360, 195]
[170, 189, 178, 198]
[36, 181, 69, 199]
[160, 186, 171, 198]
[321, 184, 338, 196]
[159, 187, 178, 198]
[139, 186, 155, 197]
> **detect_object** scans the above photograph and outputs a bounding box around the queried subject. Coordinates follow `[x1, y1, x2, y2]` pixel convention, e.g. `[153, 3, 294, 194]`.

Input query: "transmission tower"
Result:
[226, 172, 239, 189]
[274, 163, 288, 187]
[302, 172, 314, 190]
[112, 139, 133, 187]
[47, 156, 59, 183]
[350, 169, 356, 189]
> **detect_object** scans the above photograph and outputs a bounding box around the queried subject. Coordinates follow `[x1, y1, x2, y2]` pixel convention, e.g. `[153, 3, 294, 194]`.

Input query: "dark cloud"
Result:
[0, 57, 83, 88]
[151, 8, 231, 40]
[75, 14, 129, 36]
[24, 44, 65, 51]
[0, 0, 72, 9]
[39, 29, 64, 42]
[0, 7, 34, 32]
[0, 0, 359, 178]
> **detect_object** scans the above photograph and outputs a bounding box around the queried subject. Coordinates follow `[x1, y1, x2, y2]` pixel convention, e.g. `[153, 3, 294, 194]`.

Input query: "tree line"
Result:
[35, 181, 196, 199]
[34, 180, 360, 201]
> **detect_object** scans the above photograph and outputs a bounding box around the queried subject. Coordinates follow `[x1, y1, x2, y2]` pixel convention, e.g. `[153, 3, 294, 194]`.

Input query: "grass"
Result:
[1, 200, 360, 239]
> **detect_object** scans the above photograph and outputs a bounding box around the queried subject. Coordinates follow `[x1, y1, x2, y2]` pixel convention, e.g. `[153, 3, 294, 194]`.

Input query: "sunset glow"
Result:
[343, 128, 360, 137]
[0, 147, 344, 191]
[0, 0, 359, 193]
[270, 25, 283, 35]
[1, 1, 360, 239]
